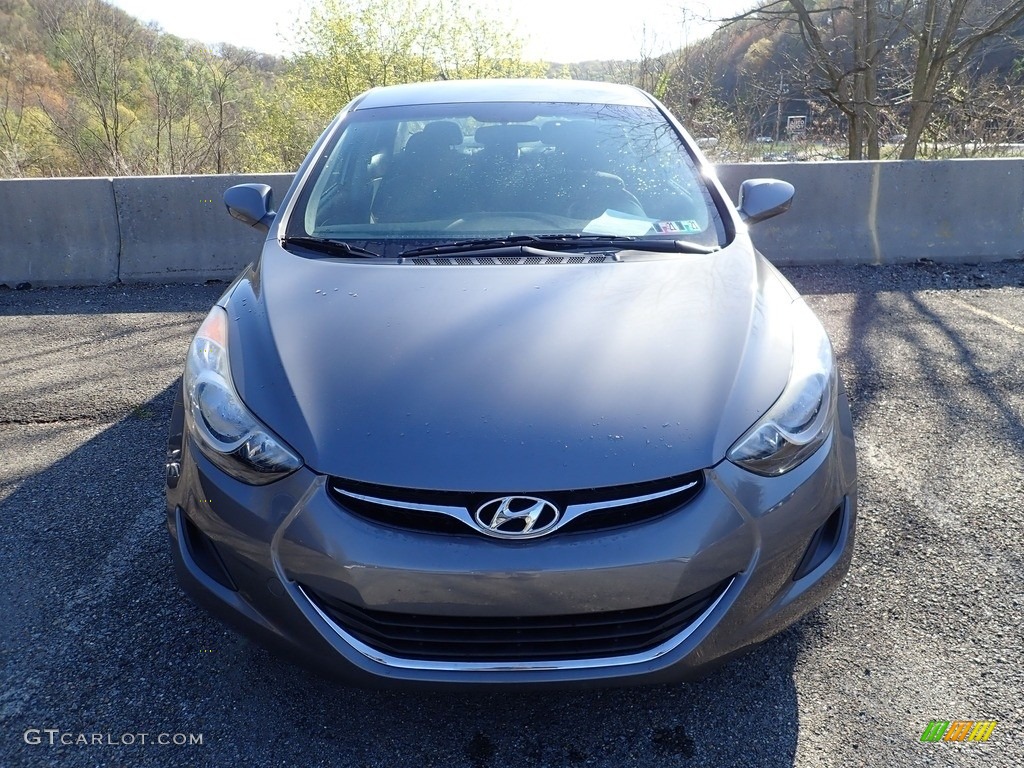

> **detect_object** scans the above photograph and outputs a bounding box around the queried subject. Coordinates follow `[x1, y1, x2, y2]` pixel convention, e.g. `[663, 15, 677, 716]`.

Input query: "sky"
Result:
[107, 0, 757, 63]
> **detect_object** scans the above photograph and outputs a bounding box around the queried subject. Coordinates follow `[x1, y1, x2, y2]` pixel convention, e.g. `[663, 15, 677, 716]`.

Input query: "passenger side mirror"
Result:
[224, 183, 276, 232]
[737, 179, 794, 224]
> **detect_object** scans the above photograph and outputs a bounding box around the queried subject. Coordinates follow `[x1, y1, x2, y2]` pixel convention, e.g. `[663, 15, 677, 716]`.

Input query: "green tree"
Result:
[267, 0, 545, 165]
[199, 45, 257, 174]
[142, 34, 215, 174]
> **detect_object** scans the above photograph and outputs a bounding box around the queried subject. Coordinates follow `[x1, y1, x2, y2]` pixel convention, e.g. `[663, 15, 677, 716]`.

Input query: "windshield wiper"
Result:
[282, 236, 381, 259]
[399, 234, 718, 258]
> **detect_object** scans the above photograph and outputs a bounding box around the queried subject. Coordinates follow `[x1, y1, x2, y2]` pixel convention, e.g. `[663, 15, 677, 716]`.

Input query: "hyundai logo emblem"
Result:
[474, 496, 561, 539]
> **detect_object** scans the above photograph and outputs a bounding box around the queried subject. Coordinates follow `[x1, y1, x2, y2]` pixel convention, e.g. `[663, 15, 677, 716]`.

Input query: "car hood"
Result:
[228, 240, 794, 491]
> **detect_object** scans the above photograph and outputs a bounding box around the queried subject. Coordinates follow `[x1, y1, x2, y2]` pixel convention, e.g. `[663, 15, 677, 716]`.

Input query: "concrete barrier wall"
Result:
[1, 160, 1022, 287]
[0, 177, 120, 286]
[114, 174, 292, 283]
[0, 173, 292, 288]
[716, 159, 1024, 265]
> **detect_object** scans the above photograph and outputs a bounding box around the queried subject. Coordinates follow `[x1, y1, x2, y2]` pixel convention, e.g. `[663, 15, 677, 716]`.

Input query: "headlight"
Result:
[183, 306, 302, 484]
[727, 299, 837, 476]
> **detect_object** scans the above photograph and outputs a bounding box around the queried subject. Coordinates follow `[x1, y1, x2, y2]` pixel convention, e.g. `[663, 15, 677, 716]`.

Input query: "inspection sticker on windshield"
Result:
[654, 220, 702, 234]
[583, 211, 655, 236]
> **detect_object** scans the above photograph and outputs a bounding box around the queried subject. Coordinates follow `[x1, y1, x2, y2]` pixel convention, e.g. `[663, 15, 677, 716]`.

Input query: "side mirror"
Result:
[224, 183, 276, 231]
[737, 179, 794, 224]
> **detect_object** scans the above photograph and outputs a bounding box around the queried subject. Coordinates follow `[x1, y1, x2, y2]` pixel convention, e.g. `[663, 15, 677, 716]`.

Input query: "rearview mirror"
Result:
[224, 183, 276, 231]
[737, 179, 795, 224]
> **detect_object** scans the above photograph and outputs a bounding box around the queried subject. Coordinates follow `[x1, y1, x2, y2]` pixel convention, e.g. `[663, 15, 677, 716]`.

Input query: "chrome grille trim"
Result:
[331, 487, 477, 530]
[330, 478, 702, 538]
[297, 577, 734, 672]
[559, 482, 699, 527]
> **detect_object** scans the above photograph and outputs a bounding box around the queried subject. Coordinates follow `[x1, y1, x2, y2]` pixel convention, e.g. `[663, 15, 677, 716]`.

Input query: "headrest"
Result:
[422, 120, 463, 146]
[474, 124, 541, 146]
[406, 121, 464, 153]
[540, 120, 600, 147]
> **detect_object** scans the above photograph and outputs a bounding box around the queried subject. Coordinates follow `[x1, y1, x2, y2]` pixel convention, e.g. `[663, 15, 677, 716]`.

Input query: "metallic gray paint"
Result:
[351, 78, 657, 110]
[228, 236, 793, 491]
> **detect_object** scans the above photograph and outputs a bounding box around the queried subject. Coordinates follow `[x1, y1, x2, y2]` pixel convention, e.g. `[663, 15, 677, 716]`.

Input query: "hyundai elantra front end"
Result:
[165, 78, 857, 688]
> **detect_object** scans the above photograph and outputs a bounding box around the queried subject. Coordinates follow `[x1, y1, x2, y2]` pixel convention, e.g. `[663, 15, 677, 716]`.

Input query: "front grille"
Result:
[405, 254, 612, 266]
[303, 577, 732, 662]
[328, 471, 705, 538]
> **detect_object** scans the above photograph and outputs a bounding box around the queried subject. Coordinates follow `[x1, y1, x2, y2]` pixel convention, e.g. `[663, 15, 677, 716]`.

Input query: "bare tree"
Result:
[724, 0, 908, 159]
[722, 0, 1024, 159]
[0, 47, 30, 174]
[897, 0, 1024, 158]
[38, 0, 142, 174]
[200, 45, 254, 174]
[912, 48, 1024, 158]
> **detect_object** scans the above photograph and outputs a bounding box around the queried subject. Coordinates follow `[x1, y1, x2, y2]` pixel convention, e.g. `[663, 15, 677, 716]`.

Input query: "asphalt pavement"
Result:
[1, 261, 1022, 768]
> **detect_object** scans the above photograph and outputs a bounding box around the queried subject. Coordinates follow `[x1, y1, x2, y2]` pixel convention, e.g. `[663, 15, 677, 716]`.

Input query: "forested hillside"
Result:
[643, 0, 1024, 160]
[2, 0, 1023, 176]
[0, 0, 541, 176]
[0, 0, 289, 175]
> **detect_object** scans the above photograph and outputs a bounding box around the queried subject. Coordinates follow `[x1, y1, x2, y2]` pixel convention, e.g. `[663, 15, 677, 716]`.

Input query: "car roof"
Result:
[351, 78, 657, 110]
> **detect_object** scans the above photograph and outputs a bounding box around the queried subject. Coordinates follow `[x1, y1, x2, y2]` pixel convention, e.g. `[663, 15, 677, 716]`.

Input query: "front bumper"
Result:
[166, 389, 857, 688]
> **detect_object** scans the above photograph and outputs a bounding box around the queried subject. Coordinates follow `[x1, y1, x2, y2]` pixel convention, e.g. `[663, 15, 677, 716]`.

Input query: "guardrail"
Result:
[1, 160, 1021, 287]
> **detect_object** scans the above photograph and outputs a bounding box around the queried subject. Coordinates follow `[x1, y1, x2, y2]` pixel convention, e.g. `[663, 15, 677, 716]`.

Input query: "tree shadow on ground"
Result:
[780, 258, 1024, 296]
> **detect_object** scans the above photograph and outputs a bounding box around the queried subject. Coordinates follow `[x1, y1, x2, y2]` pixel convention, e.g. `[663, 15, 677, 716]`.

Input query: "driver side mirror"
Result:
[224, 183, 276, 232]
[737, 179, 795, 224]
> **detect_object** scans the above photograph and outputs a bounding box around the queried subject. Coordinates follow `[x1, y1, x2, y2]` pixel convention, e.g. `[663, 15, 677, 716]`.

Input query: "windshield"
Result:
[286, 101, 726, 255]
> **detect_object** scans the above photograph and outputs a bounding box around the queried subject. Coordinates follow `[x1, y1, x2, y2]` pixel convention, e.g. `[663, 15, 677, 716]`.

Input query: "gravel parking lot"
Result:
[1, 260, 1022, 768]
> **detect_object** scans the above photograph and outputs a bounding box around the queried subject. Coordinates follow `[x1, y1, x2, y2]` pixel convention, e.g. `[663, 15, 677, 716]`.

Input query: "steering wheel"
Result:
[567, 190, 646, 220]
[444, 212, 573, 231]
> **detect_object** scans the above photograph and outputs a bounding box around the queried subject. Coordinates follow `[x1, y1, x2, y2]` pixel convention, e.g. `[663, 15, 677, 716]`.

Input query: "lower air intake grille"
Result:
[303, 577, 732, 662]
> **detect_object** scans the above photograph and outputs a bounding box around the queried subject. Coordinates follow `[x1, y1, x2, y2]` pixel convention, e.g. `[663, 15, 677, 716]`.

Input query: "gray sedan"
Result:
[165, 78, 857, 687]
